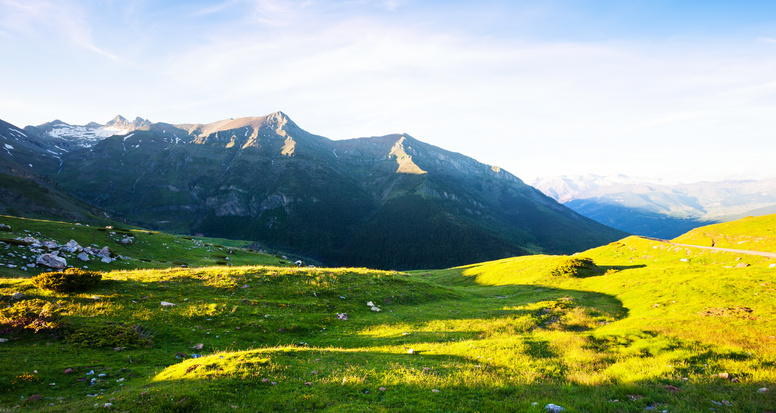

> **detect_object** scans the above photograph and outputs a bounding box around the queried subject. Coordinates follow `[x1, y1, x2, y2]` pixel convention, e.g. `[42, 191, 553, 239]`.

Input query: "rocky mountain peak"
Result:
[105, 115, 151, 130]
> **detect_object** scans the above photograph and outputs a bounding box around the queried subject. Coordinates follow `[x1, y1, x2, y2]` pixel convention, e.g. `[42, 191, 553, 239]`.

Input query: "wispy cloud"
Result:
[758, 36, 776, 44]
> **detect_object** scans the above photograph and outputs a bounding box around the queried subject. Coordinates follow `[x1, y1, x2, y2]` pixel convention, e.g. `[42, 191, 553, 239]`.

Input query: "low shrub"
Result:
[31, 268, 102, 293]
[551, 257, 597, 278]
[0, 299, 63, 332]
[67, 323, 153, 348]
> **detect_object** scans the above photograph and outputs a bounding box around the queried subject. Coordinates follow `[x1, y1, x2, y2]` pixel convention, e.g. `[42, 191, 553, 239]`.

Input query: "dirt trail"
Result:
[639, 237, 776, 259]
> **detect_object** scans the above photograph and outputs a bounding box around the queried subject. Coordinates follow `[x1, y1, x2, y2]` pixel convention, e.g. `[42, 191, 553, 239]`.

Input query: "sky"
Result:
[1, 0, 776, 183]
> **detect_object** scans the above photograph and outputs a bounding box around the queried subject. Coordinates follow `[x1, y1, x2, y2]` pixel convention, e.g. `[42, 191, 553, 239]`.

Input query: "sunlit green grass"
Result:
[673, 213, 776, 252]
[1, 217, 775, 412]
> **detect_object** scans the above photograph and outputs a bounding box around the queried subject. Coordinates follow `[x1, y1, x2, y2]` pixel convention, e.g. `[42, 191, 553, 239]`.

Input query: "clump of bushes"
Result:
[551, 257, 597, 278]
[67, 323, 153, 348]
[31, 268, 102, 293]
[0, 299, 63, 332]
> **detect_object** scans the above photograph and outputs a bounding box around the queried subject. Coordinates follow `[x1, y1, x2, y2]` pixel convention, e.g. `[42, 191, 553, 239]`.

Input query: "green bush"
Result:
[0, 299, 63, 332]
[551, 257, 597, 278]
[31, 268, 102, 293]
[67, 323, 153, 348]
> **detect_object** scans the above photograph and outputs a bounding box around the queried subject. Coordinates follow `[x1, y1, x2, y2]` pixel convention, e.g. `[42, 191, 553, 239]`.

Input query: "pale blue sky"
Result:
[2, 0, 776, 182]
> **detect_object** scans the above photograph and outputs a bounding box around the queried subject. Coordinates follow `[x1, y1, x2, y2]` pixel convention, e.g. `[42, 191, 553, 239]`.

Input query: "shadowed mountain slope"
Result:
[4, 112, 626, 269]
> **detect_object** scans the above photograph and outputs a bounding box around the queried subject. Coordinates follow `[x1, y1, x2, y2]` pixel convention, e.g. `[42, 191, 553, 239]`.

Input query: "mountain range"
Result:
[0, 112, 625, 269]
[532, 174, 776, 238]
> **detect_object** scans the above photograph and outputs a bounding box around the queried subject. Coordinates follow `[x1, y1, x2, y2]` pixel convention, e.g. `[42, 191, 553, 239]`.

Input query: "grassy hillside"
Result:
[0, 217, 774, 412]
[672, 213, 776, 252]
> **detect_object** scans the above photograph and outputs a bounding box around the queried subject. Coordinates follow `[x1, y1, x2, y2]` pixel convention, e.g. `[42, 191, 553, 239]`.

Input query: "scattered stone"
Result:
[42, 240, 58, 249]
[161, 301, 176, 307]
[241, 284, 249, 289]
[0, 338, 8, 343]
[759, 387, 768, 393]
[192, 343, 203, 350]
[371, 306, 381, 312]
[113, 347, 125, 351]
[36, 253, 66, 269]
[336, 313, 348, 320]
[544, 404, 566, 412]
[23, 236, 39, 245]
[120, 237, 133, 245]
[63, 368, 73, 374]
[191, 354, 202, 358]
[104, 402, 113, 408]
[379, 387, 386, 391]
[10, 292, 24, 300]
[367, 301, 375, 307]
[304, 382, 312, 386]
[97, 247, 112, 258]
[0, 224, 11, 231]
[735, 262, 750, 268]
[431, 389, 439, 393]
[62, 240, 82, 253]
[717, 372, 730, 379]
[77, 252, 90, 262]
[407, 349, 415, 354]
[101, 257, 113, 263]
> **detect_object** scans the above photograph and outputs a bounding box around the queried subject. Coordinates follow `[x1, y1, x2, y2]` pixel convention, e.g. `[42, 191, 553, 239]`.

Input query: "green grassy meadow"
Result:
[673, 214, 776, 253]
[1, 215, 775, 412]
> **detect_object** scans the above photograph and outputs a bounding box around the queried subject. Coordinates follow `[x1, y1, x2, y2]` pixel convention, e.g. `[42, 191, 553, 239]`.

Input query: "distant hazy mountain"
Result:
[532, 174, 776, 238]
[1, 112, 625, 269]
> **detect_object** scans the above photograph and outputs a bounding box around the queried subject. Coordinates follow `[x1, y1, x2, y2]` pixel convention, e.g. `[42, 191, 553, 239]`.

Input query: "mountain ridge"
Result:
[533, 174, 776, 238]
[1, 112, 626, 269]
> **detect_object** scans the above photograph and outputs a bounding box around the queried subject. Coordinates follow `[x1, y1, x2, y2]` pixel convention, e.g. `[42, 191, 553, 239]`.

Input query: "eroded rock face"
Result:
[36, 253, 67, 269]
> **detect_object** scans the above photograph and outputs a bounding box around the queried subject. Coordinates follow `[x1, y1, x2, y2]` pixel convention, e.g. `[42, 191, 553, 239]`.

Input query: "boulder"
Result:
[97, 247, 112, 258]
[120, 237, 133, 245]
[545, 404, 566, 413]
[36, 253, 67, 269]
[77, 252, 90, 262]
[101, 257, 113, 264]
[42, 240, 58, 249]
[62, 240, 83, 253]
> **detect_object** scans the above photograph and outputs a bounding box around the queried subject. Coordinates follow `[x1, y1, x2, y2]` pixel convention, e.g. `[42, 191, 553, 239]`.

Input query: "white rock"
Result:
[161, 301, 176, 307]
[36, 253, 67, 269]
[366, 301, 375, 307]
[759, 387, 768, 393]
[101, 257, 113, 263]
[769, 264, 775, 268]
[77, 252, 90, 261]
[120, 237, 133, 245]
[545, 404, 566, 412]
[42, 240, 58, 249]
[97, 246, 112, 258]
[371, 306, 381, 312]
[0, 338, 8, 343]
[62, 240, 83, 253]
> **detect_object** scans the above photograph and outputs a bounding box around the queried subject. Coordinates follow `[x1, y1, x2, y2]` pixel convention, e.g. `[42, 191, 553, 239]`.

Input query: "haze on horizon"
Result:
[2, 0, 775, 183]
